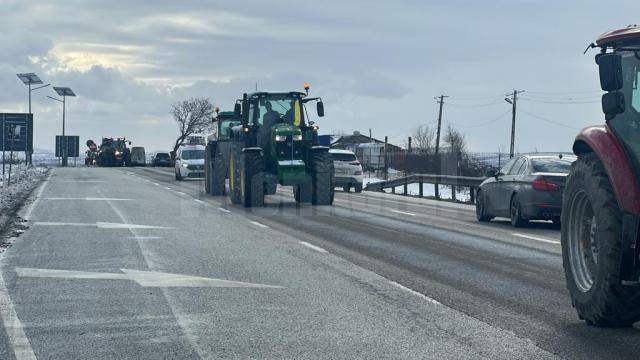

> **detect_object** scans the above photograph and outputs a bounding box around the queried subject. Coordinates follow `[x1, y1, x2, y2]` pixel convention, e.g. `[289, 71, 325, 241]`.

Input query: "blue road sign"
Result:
[1, 113, 33, 152]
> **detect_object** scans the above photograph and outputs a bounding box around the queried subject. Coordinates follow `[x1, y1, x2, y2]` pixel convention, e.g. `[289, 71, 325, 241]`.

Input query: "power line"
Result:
[460, 109, 512, 129]
[519, 97, 600, 104]
[519, 109, 580, 130]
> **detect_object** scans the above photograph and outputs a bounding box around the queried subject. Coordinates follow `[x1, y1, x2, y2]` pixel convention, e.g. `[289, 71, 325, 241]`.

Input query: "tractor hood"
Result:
[272, 123, 302, 136]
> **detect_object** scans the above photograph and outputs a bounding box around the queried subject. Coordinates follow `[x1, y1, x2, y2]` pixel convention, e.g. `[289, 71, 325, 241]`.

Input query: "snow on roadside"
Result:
[0, 165, 49, 219]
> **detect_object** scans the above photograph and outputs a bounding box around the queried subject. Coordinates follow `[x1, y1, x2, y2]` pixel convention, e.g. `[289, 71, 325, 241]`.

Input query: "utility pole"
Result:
[434, 94, 448, 199]
[505, 90, 524, 158]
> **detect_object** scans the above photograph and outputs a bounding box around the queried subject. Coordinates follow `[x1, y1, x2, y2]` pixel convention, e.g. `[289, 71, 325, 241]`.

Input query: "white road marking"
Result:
[0, 271, 37, 359]
[153, 182, 160, 186]
[23, 175, 49, 221]
[193, 199, 205, 204]
[176, 191, 186, 196]
[512, 233, 560, 245]
[299, 241, 328, 253]
[164, 187, 171, 190]
[33, 221, 172, 229]
[56, 180, 106, 183]
[15, 268, 283, 288]
[388, 280, 441, 305]
[44, 197, 132, 201]
[390, 209, 417, 216]
[128, 236, 163, 240]
[250, 221, 269, 228]
[218, 208, 231, 213]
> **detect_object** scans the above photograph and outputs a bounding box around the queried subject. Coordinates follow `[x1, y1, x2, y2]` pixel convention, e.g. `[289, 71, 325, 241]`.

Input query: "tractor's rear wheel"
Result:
[240, 150, 264, 207]
[311, 151, 334, 205]
[562, 152, 640, 327]
[205, 145, 212, 194]
[210, 154, 226, 196]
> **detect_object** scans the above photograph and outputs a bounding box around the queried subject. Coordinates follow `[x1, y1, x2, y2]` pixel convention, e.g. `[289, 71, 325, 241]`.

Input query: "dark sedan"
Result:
[152, 152, 172, 167]
[476, 154, 577, 227]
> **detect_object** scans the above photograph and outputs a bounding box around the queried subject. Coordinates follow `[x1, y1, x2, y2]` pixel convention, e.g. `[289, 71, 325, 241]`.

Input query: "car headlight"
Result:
[275, 135, 287, 142]
[292, 134, 303, 141]
[115, 150, 121, 156]
[181, 163, 189, 168]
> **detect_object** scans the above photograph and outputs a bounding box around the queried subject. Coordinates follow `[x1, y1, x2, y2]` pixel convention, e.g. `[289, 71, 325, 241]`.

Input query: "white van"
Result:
[330, 149, 364, 192]
[130, 147, 146, 166]
[175, 144, 205, 180]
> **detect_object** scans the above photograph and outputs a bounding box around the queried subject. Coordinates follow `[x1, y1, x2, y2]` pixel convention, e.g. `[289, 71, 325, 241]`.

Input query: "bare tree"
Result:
[171, 97, 215, 156]
[412, 124, 435, 154]
[444, 124, 467, 155]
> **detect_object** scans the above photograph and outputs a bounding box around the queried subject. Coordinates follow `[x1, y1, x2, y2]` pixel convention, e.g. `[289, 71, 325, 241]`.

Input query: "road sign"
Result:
[55, 135, 80, 157]
[0, 113, 33, 152]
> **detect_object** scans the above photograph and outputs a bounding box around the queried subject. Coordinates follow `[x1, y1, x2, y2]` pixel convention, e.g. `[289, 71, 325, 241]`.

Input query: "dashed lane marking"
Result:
[218, 208, 231, 213]
[512, 233, 560, 245]
[390, 209, 417, 216]
[250, 221, 269, 228]
[299, 241, 328, 253]
[44, 197, 132, 201]
[388, 280, 441, 305]
[194, 199, 205, 204]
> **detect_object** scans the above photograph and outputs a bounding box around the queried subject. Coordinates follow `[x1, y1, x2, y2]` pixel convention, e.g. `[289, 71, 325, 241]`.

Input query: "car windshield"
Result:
[156, 153, 169, 158]
[331, 153, 357, 162]
[181, 150, 204, 160]
[531, 157, 575, 173]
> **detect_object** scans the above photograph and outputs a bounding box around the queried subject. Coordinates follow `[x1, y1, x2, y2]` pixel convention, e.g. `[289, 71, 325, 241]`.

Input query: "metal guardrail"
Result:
[364, 174, 486, 203]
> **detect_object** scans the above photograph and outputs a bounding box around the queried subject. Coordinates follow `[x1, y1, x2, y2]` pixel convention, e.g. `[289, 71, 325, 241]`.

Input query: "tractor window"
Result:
[218, 120, 239, 140]
[258, 97, 303, 127]
[633, 63, 640, 113]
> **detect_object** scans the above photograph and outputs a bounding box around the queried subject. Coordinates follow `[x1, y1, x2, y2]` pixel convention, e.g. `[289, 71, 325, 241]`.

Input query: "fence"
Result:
[364, 173, 485, 204]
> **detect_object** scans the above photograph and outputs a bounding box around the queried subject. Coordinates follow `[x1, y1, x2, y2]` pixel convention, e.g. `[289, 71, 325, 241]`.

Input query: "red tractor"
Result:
[562, 26, 640, 327]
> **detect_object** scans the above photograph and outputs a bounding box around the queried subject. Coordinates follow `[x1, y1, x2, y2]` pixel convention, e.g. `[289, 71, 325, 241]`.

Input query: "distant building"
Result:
[329, 131, 403, 153]
[327, 131, 404, 171]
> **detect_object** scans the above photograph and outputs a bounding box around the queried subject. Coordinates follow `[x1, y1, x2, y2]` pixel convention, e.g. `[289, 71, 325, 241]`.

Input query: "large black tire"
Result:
[205, 145, 212, 194]
[240, 150, 264, 207]
[475, 190, 493, 222]
[310, 151, 334, 205]
[562, 152, 640, 327]
[175, 168, 183, 181]
[510, 194, 527, 228]
[354, 183, 363, 193]
[294, 181, 312, 204]
[210, 155, 226, 196]
[229, 145, 242, 205]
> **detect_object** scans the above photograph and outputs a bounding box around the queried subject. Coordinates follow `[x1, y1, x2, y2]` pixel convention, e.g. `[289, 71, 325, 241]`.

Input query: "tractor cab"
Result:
[214, 111, 241, 141]
[594, 26, 640, 173]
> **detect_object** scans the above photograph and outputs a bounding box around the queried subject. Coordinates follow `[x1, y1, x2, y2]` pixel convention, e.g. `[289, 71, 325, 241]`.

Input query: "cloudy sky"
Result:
[0, 0, 638, 153]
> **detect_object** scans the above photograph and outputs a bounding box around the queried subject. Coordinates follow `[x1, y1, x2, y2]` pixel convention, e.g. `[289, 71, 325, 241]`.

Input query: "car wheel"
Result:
[552, 216, 562, 229]
[354, 183, 363, 193]
[343, 185, 350, 192]
[510, 194, 527, 228]
[476, 190, 493, 222]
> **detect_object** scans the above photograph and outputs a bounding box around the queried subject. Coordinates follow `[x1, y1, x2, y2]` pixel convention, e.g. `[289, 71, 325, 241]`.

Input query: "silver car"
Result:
[330, 149, 364, 192]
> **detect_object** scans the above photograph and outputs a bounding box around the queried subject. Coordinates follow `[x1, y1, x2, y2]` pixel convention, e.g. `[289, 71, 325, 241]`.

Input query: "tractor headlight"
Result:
[292, 134, 303, 141]
[275, 135, 287, 142]
[115, 150, 121, 156]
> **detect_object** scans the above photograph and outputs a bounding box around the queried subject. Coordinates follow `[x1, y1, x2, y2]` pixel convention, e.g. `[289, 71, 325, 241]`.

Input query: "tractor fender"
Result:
[573, 125, 640, 213]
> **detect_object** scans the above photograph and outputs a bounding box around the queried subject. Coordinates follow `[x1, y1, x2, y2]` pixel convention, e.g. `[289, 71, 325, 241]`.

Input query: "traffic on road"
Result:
[2, 2, 640, 359]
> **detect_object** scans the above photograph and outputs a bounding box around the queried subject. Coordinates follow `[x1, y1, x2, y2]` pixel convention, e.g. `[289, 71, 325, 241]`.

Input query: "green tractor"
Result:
[205, 110, 241, 195]
[206, 85, 334, 207]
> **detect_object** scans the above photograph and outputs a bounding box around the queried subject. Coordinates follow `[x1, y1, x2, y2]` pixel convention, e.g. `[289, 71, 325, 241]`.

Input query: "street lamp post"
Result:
[16, 73, 50, 165]
[47, 87, 76, 167]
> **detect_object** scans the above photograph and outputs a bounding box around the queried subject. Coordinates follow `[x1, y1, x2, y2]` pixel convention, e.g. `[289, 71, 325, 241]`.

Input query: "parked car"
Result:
[130, 147, 146, 166]
[152, 152, 172, 167]
[175, 145, 205, 180]
[330, 149, 363, 192]
[475, 154, 577, 227]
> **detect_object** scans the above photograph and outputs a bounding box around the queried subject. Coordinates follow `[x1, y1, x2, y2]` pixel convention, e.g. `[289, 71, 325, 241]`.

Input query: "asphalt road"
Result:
[0, 166, 638, 359]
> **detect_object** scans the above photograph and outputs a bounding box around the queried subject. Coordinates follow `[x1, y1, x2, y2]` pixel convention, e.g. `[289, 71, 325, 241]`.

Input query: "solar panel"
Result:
[16, 73, 43, 85]
[53, 87, 76, 97]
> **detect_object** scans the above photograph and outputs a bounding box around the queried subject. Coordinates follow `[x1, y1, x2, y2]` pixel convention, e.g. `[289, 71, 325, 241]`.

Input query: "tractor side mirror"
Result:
[317, 101, 325, 117]
[602, 92, 625, 119]
[234, 103, 241, 117]
[597, 53, 623, 91]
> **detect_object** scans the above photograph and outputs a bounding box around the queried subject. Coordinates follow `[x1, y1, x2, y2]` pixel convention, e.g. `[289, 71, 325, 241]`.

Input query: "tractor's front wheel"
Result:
[310, 150, 334, 205]
[240, 150, 264, 207]
[229, 146, 242, 205]
[562, 152, 640, 327]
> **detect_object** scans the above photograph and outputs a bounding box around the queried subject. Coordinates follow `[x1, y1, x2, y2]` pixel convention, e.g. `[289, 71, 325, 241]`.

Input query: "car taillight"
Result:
[532, 178, 560, 191]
